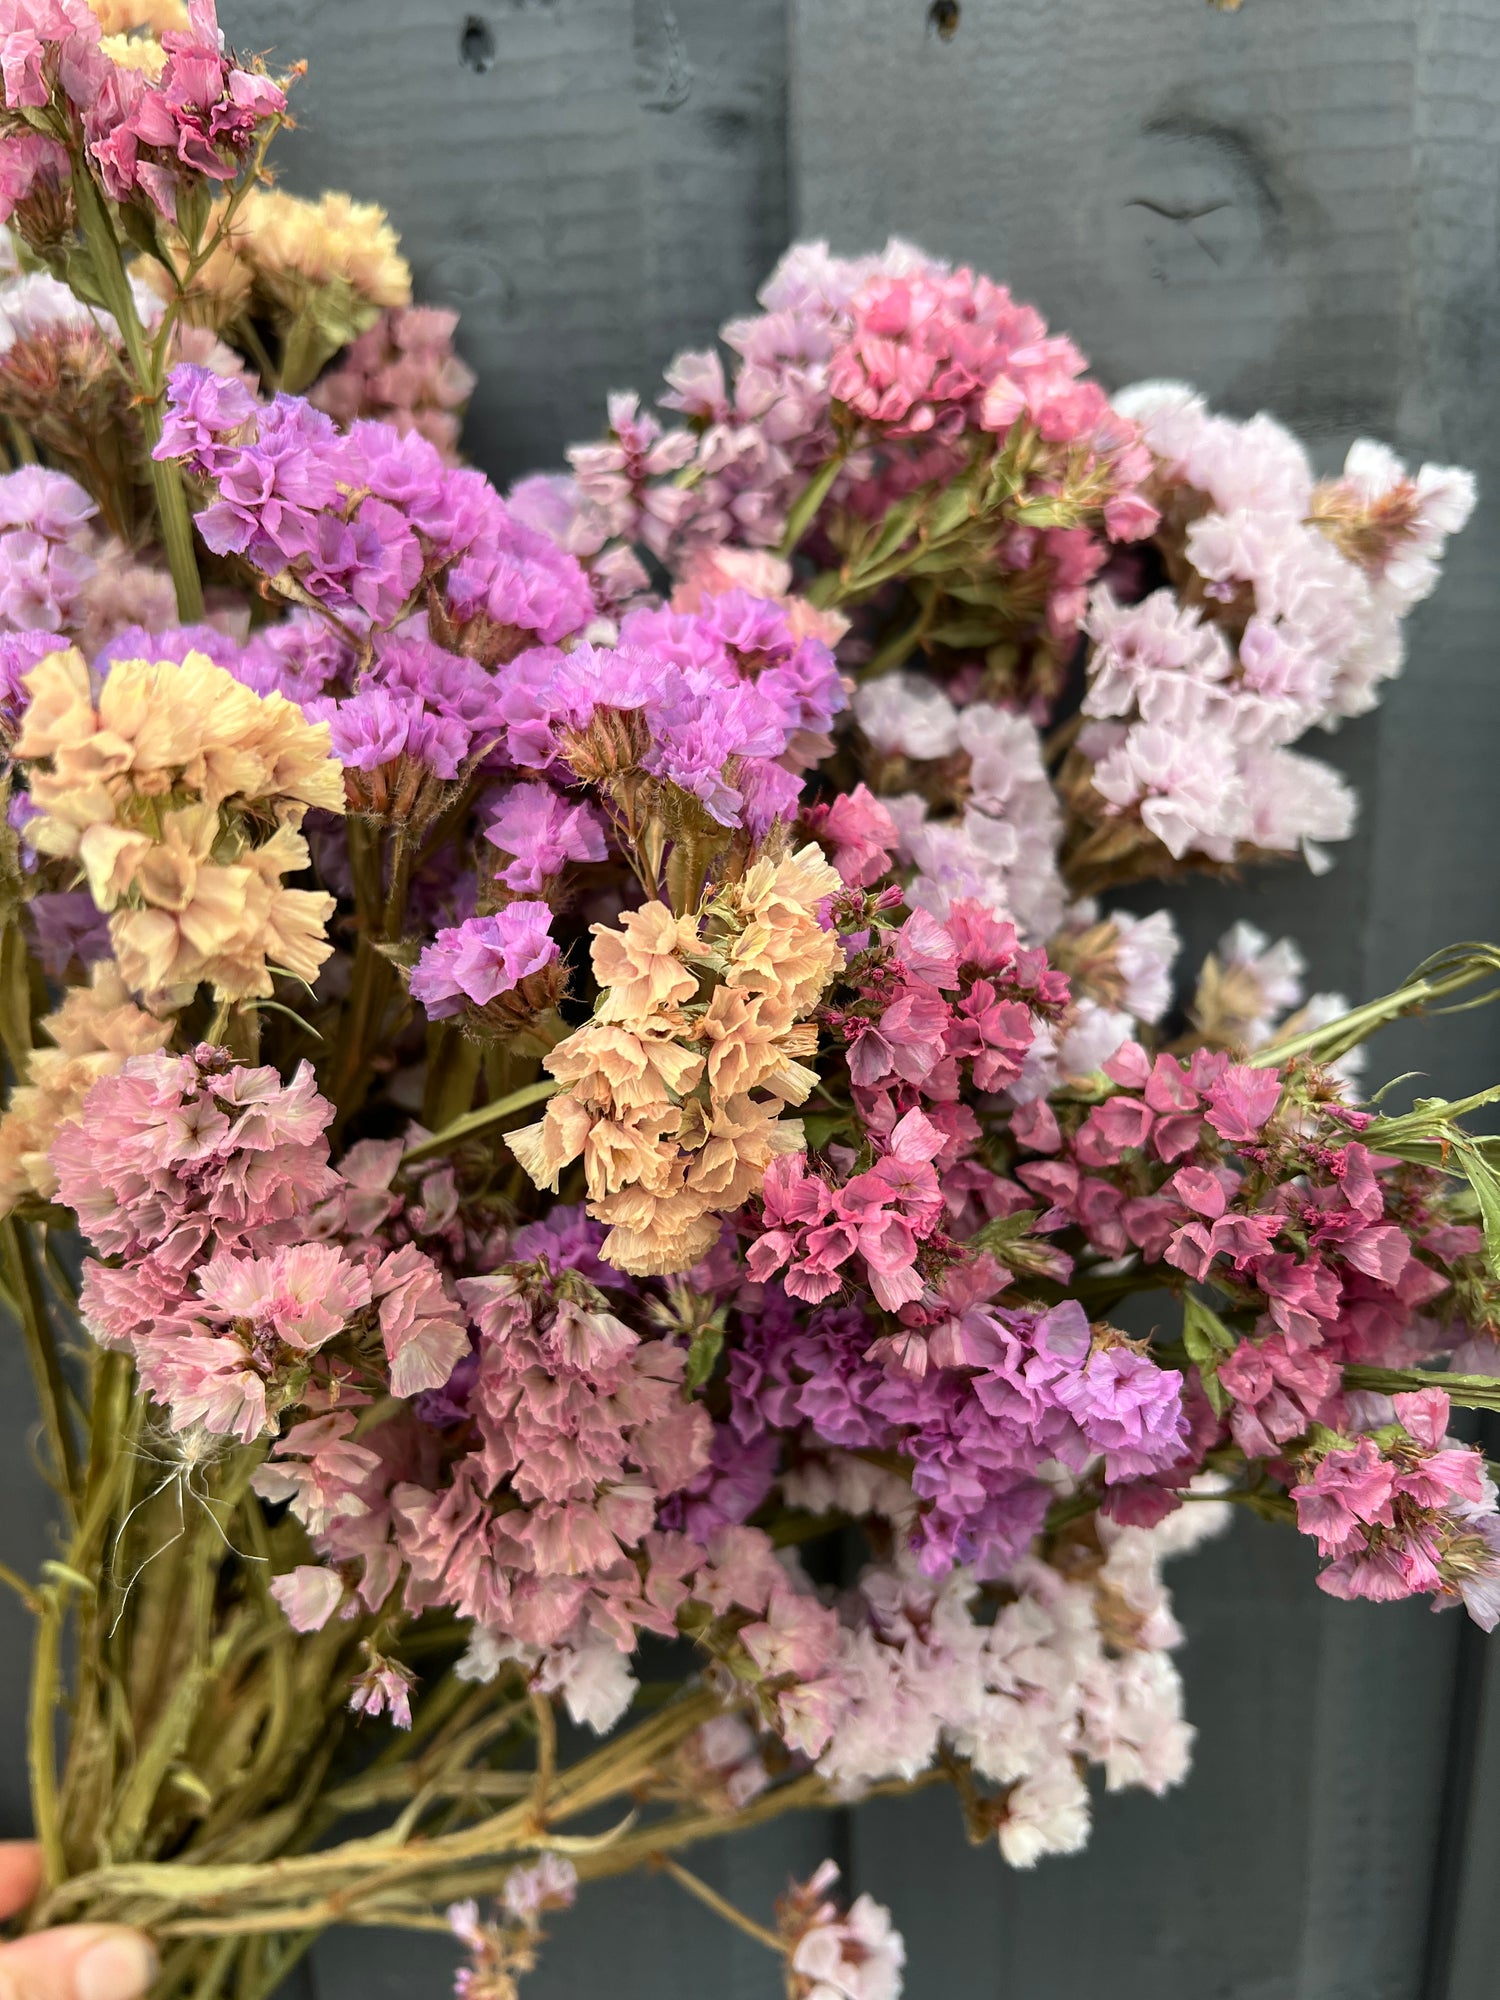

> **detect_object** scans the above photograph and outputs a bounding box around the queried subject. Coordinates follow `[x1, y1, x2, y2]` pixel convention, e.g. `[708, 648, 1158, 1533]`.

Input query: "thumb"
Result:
[0, 1927, 158, 2000]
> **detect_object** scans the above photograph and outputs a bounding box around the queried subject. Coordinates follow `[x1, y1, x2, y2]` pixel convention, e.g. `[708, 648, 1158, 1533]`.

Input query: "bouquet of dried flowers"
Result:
[0, 7, 1493, 1997]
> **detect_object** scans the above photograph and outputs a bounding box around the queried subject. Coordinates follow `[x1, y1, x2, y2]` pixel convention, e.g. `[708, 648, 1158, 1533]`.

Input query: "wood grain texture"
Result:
[222, 0, 788, 484]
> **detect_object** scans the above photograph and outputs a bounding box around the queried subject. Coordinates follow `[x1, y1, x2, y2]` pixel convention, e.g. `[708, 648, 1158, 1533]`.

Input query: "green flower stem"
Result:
[399, 1078, 560, 1167]
[69, 164, 205, 623]
[1342, 1364, 1500, 1412]
[0, 1218, 79, 1512]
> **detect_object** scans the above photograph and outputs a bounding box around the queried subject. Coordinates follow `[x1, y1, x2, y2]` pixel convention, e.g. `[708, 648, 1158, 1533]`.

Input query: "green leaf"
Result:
[969, 1208, 1042, 1250]
[1182, 1293, 1236, 1358]
[1182, 1294, 1236, 1417]
[777, 449, 848, 557]
[926, 617, 1005, 649]
[1450, 1135, 1500, 1279]
[801, 1111, 852, 1150]
[1343, 1363, 1500, 1414]
[400, 1077, 560, 1167]
[683, 1321, 726, 1392]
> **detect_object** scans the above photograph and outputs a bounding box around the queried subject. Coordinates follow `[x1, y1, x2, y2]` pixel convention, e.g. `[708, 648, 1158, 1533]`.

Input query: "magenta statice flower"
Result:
[317, 688, 468, 780]
[408, 901, 559, 1020]
[484, 779, 608, 892]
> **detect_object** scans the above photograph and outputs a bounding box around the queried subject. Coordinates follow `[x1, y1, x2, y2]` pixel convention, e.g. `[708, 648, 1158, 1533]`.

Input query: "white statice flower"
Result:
[1115, 381, 1315, 515]
[1084, 587, 1233, 722]
[815, 1489, 1230, 1867]
[878, 702, 1066, 941]
[1113, 908, 1180, 1023]
[1085, 388, 1473, 880]
[1240, 745, 1356, 870]
[1332, 438, 1477, 610]
[1210, 921, 1306, 1042]
[785, 1862, 907, 2000]
[783, 1447, 917, 1532]
[998, 1760, 1093, 1868]
[853, 668, 961, 761]
[1056, 998, 1135, 1080]
[1086, 718, 1244, 861]
[456, 1624, 637, 1733]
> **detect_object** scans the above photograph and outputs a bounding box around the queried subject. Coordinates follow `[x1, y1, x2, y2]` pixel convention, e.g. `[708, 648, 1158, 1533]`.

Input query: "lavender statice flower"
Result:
[408, 901, 561, 1023]
[235, 611, 358, 704]
[483, 779, 608, 894]
[26, 889, 112, 976]
[158, 370, 596, 657]
[0, 466, 97, 632]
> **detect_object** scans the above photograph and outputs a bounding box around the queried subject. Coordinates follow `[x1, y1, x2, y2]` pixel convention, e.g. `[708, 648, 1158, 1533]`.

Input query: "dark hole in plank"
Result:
[459, 14, 497, 72]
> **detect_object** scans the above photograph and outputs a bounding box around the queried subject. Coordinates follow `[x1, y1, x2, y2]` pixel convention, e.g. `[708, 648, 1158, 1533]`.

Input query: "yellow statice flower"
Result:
[147, 190, 411, 337]
[236, 190, 412, 312]
[89, 0, 187, 33]
[16, 649, 344, 1007]
[508, 842, 844, 1278]
[98, 32, 169, 77]
[0, 960, 172, 1211]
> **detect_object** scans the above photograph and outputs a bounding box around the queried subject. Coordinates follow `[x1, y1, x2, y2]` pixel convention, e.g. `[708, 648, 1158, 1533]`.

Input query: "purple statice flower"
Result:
[0, 628, 65, 731]
[153, 364, 260, 469]
[436, 473, 595, 646]
[483, 779, 609, 892]
[736, 757, 805, 840]
[411, 1345, 480, 1429]
[617, 602, 732, 674]
[27, 890, 113, 976]
[1052, 1344, 1188, 1482]
[313, 688, 469, 778]
[93, 622, 241, 674]
[643, 675, 788, 827]
[408, 901, 559, 1019]
[370, 632, 507, 739]
[194, 395, 349, 569]
[0, 530, 94, 633]
[235, 612, 359, 704]
[160, 379, 594, 650]
[508, 1202, 617, 1287]
[297, 499, 423, 628]
[0, 467, 99, 543]
[619, 591, 846, 744]
[0, 468, 99, 634]
[347, 420, 448, 513]
[495, 640, 687, 771]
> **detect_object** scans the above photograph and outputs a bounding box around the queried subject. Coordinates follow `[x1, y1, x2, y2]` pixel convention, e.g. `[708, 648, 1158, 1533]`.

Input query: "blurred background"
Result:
[5, 1, 1500, 1992]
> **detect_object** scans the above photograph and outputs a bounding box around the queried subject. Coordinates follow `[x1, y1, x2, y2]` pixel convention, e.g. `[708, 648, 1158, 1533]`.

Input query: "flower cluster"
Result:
[778, 1861, 906, 2000]
[1064, 385, 1475, 878]
[15, 644, 343, 1000]
[508, 843, 843, 1275]
[814, 1494, 1228, 1863]
[312, 306, 476, 459]
[0, 128, 1493, 2000]
[0, 0, 286, 228]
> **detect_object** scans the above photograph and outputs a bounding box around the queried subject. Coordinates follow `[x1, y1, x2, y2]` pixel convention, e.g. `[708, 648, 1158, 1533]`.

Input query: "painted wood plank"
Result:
[222, 0, 789, 484]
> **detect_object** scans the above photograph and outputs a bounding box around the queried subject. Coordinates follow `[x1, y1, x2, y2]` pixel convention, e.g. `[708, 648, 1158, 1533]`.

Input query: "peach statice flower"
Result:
[0, 957, 171, 1209]
[15, 645, 344, 1003]
[507, 841, 844, 1277]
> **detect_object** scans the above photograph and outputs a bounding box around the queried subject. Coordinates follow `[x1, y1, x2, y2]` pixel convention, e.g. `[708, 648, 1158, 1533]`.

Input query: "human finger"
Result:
[0, 1924, 158, 2000]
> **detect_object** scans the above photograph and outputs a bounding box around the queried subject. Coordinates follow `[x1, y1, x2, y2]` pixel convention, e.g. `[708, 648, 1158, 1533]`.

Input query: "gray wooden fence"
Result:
[3, 1, 1500, 1993]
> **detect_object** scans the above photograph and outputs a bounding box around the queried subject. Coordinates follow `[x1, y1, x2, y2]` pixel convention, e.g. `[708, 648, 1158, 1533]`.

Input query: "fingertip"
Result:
[0, 1926, 158, 2000]
[74, 1931, 158, 2000]
[0, 1846, 42, 1923]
